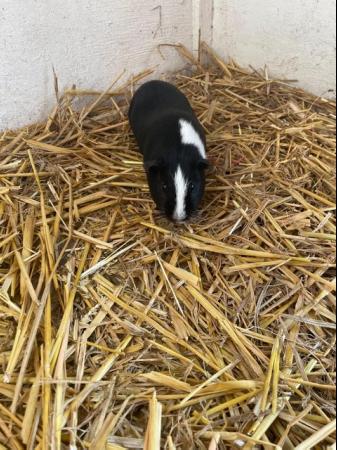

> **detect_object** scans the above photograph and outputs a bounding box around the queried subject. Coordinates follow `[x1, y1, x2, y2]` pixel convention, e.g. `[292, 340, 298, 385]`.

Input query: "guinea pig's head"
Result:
[145, 155, 208, 223]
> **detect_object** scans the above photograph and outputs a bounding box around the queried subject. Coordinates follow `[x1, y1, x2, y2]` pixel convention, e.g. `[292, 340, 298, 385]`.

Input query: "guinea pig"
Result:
[128, 80, 208, 223]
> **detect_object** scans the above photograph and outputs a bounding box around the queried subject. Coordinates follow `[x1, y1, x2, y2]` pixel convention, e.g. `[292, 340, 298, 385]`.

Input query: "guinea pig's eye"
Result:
[162, 183, 168, 191]
[190, 183, 195, 191]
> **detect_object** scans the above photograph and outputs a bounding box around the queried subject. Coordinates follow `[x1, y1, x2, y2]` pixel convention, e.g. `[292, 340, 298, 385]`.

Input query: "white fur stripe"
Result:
[173, 165, 188, 222]
[179, 119, 206, 159]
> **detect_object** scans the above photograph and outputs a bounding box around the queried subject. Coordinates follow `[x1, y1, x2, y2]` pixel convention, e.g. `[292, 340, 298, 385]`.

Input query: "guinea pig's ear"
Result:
[144, 160, 162, 173]
[198, 159, 210, 171]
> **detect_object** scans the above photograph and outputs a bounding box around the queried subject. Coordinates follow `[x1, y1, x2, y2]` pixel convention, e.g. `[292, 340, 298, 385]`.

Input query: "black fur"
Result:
[128, 80, 208, 222]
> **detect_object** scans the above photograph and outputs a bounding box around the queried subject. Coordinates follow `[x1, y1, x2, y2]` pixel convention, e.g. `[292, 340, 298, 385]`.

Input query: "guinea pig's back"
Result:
[129, 81, 194, 143]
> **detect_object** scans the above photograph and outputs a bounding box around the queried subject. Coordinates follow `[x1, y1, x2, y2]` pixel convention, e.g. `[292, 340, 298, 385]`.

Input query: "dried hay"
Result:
[0, 45, 336, 449]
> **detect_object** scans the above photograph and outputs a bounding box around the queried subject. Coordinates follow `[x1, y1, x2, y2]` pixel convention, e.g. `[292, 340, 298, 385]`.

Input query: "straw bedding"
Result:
[0, 45, 336, 449]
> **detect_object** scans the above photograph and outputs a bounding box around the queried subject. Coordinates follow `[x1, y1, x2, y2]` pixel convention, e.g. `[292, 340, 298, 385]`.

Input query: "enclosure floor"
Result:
[0, 49, 336, 449]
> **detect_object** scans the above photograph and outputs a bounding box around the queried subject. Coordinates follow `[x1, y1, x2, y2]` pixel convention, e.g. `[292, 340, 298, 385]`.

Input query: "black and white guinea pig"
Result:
[128, 80, 208, 223]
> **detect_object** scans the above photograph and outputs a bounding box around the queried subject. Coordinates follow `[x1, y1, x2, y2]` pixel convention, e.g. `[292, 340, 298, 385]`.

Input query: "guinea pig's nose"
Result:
[172, 214, 188, 223]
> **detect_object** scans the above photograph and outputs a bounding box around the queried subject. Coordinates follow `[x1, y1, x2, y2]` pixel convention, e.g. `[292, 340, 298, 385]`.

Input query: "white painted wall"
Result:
[1, 0, 336, 130]
[212, 0, 336, 98]
[0, 0, 194, 130]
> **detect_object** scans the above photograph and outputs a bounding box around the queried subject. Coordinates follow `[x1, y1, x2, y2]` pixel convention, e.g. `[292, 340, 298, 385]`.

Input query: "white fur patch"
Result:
[179, 119, 206, 159]
[173, 165, 188, 222]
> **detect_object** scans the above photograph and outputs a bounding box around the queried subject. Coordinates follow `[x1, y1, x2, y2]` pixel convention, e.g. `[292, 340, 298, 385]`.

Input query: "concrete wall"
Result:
[0, 0, 194, 130]
[212, 0, 336, 98]
[1, 0, 336, 130]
